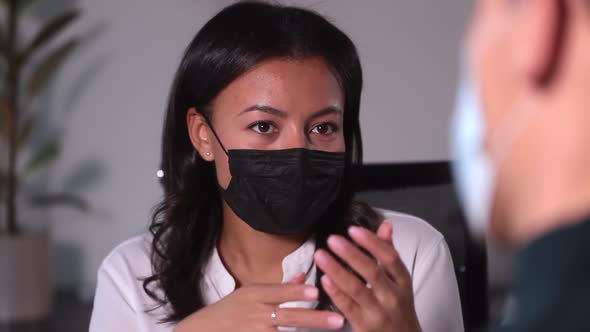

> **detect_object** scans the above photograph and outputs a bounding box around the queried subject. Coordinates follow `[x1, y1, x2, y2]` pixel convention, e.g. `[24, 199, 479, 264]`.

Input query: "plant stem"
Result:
[6, 0, 19, 235]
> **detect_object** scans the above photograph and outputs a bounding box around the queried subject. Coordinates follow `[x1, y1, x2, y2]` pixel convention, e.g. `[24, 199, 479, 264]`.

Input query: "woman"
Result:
[89, 2, 463, 331]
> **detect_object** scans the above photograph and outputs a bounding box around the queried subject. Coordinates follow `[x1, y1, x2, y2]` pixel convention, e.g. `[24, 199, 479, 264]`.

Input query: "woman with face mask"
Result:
[88, 2, 463, 332]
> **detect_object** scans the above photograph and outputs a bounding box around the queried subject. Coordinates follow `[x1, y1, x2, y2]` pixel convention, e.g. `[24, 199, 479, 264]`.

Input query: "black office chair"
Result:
[354, 162, 489, 331]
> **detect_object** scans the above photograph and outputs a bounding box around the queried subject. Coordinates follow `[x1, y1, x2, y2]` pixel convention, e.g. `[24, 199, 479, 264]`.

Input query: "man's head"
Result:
[466, 0, 590, 246]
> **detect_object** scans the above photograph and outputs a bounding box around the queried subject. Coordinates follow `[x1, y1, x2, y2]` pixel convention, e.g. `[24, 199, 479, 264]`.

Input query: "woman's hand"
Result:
[314, 221, 422, 332]
[173, 274, 345, 332]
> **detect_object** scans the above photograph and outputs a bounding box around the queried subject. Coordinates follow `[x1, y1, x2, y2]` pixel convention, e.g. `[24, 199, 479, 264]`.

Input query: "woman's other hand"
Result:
[173, 274, 345, 332]
[315, 221, 422, 332]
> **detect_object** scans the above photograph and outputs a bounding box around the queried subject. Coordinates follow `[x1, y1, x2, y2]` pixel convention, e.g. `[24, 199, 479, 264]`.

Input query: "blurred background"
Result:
[0, 0, 513, 331]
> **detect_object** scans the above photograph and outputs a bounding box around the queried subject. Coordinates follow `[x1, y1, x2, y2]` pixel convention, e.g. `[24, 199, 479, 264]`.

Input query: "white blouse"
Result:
[89, 210, 464, 332]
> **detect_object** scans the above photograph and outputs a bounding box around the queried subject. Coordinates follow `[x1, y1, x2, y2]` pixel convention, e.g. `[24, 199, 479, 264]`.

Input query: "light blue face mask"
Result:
[450, 68, 496, 239]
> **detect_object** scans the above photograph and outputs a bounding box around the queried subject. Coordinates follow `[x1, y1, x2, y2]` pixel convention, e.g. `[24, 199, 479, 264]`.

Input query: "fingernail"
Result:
[327, 314, 344, 328]
[378, 222, 392, 238]
[304, 287, 319, 300]
[327, 235, 346, 250]
[293, 272, 305, 279]
[348, 226, 363, 238]
[314, 250, 328, 265]
[286, 272, 305, 284]
[384, 221, 393, 232]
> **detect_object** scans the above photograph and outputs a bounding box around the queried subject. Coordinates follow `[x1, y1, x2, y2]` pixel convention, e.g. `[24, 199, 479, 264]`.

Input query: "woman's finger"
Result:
[320, 274, 363, 324]
[314, 249, 378, 312]
[247, 283, 319, 304]
[377, 220, 393, 242]
[326, 235, 392, 293]
[272, 307, 344, 330]
[286, 272, 306, 284]
[348, 224, 411, 288]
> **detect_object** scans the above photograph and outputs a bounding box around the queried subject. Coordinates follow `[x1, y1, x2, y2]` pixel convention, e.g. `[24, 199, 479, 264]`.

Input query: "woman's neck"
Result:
[217, 202, 307, 287]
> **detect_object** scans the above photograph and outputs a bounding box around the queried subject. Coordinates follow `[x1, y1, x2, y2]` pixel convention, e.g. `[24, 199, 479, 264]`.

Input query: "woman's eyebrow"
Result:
[239, 105, 288, 118]
[309, 106, 343, 120]
[238, 105, 343, 119]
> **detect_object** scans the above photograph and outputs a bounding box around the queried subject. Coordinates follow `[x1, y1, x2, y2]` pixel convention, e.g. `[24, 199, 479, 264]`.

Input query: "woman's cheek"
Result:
[316, 135, 345, 153]
[213, 153, 232, 189]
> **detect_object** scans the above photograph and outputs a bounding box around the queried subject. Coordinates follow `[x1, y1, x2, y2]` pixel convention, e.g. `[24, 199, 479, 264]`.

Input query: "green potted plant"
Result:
[0, 0, 86, 322]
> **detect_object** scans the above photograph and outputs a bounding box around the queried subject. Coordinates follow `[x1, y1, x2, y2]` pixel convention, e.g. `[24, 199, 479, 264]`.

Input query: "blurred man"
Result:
[451, 0, 590, 331]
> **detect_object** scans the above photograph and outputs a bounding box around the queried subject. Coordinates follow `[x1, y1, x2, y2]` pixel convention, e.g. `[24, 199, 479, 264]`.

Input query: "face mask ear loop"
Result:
[203, 115, 229, 156]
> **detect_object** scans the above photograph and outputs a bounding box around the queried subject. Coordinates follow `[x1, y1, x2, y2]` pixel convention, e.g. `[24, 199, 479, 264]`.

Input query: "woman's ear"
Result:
[187, 108, 215, 161]
[513, 0, 564, 86]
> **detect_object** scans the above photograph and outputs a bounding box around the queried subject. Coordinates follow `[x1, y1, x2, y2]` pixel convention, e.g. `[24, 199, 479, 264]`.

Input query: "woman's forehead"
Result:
[210, 58, 345, 116]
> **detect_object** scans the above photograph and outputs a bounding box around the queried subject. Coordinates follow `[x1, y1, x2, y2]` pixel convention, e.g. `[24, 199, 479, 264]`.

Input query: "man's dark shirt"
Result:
[493, 217, 590, 332]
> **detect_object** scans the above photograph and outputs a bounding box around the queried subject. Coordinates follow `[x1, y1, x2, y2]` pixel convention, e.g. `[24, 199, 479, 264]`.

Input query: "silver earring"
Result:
[206, 152, 211, 156]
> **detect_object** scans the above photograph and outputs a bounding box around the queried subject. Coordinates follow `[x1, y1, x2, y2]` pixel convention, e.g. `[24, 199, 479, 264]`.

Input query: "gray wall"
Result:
[303, 0, 471, 162]
[35, 0, 472, 298]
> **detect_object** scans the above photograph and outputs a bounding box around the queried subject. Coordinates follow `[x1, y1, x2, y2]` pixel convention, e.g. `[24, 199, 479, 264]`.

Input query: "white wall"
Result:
[38, 0, 472, 298]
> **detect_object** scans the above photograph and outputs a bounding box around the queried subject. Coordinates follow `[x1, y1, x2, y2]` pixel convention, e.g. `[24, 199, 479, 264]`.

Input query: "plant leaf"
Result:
[20, 9, 80, 65]
[18, 0, 38, 11]
[26, 38, 79, 97]
[63, 159, 103, 192]
[17, 115, 34, 147]
[0, 0, 39, 12]
[25, 140, 60, 174]
[29, 192, 89, 212]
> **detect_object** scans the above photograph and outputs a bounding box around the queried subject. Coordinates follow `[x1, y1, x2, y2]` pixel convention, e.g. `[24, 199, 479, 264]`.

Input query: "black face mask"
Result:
[205, 119, 346, 235]
[222, 148, 345, 235]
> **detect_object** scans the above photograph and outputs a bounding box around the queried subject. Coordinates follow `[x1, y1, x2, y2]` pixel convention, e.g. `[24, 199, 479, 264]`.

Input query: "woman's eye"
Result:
[311, 123, 337, 135]
[249, 121, 276, 134]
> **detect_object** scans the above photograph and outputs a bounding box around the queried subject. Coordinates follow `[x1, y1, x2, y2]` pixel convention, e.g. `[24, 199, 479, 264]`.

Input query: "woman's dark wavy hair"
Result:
[143, 0, 381, 323]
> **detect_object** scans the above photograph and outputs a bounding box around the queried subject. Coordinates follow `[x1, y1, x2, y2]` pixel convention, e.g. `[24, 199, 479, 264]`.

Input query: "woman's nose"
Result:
[281, 126, 309, 149]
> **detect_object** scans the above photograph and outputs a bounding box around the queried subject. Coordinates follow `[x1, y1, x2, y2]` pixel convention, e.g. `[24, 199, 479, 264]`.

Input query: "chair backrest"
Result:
[354, 162, 489, 331]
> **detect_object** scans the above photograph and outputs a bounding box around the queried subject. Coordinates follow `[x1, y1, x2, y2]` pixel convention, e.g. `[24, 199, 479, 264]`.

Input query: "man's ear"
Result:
[513, 0, 564, 86]
[186, 108, 214, 161]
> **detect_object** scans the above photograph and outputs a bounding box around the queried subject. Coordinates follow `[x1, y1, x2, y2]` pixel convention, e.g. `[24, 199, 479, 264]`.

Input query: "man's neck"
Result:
[501, 96, 590, 247]
[509, 180, 590, 247]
